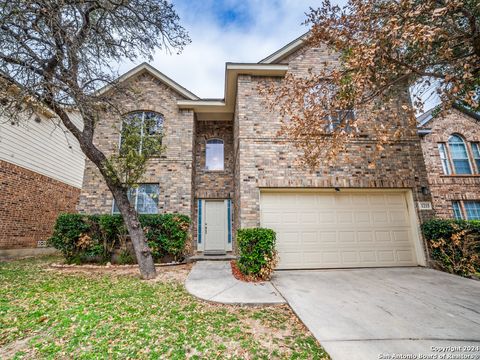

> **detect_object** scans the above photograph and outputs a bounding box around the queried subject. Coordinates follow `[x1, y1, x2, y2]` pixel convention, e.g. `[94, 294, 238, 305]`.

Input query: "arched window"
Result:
[205, 139, 224, 171]
[120, 111, 164, 154]
[448, 135, 472, 174]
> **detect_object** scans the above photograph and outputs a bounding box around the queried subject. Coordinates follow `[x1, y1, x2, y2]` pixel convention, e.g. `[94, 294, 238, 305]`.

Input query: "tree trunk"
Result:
[49, 108, 157, 279]
[76, 136, 157, 279]
[109, 184, 157, 280]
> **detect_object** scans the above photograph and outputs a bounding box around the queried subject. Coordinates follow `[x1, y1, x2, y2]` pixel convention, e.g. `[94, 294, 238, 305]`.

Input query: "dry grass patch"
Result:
[0, 256, 329, 359]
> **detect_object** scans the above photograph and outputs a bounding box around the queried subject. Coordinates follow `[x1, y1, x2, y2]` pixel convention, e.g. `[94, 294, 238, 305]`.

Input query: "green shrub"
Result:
[237, 228, 278, 280]
[141, 214, 191, 261]
[421, 219, 480, 277]
[48, 214, 103, 263]
[49, 213, 191, 264]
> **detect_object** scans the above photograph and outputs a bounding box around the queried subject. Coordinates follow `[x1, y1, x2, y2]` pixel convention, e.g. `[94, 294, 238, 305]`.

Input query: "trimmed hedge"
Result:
[237, 228, 278, 280]
[421, 219, 480, 277]
[49, 213, 191, 264]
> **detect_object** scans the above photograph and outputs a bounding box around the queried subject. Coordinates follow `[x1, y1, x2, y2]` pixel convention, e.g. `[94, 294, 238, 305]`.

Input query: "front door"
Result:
[204, 200, 227, 254]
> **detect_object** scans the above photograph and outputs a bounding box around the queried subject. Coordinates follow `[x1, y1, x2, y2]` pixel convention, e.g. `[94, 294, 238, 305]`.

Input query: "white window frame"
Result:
[112, 184, 159, 214]
[119, 111, 164, 154]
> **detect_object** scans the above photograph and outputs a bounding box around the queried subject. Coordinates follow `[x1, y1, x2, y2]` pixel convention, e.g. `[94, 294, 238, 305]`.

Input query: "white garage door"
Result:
[260, 191, 420, 269]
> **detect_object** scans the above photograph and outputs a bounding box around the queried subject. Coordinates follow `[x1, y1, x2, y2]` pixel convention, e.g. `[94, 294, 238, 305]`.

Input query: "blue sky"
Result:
[119, 0, 438, 111]
[120, 0, 325, 98]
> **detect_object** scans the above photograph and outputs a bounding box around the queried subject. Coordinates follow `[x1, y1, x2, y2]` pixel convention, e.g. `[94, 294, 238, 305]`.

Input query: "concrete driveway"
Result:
[272, 267, 480, 360]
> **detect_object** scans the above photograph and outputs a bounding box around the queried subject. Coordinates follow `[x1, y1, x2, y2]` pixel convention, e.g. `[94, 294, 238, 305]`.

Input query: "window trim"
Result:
[205, 138, 225, 171]
[118, 111, 164, 155]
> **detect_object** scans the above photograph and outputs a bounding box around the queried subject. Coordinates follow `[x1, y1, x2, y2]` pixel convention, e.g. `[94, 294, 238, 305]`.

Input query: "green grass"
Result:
[0, 257, 329, 359]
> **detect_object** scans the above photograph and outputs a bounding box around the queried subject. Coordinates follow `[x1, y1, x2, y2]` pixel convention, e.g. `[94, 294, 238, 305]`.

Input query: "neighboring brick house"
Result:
[418, 105, 480, 221]
[78, 36, 436, 270]
[0, 110, 85, 257]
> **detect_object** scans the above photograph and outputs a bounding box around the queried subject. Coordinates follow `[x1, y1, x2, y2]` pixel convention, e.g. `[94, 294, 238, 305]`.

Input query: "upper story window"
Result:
[438, 134, 479, 175]
[448, 135, 472, 174]
[472, 143, 480, 171]
[303, 84, 355, 133]
[438, 143, 452, 175]
[205, 139, 224, 171]
[112, 184, 159, 214]
[120, 111, 164, 154]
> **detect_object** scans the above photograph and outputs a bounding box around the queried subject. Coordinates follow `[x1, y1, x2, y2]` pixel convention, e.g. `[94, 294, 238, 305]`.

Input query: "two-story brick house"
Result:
[78, 37, 436, 269]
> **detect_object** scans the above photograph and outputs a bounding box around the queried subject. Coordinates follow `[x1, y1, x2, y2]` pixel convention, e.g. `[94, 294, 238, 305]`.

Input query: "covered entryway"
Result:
[260, 190, 424, 269]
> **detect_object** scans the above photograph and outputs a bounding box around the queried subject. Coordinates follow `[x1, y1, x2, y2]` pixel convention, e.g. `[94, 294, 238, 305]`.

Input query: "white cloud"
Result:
[119, 0, 326, 98]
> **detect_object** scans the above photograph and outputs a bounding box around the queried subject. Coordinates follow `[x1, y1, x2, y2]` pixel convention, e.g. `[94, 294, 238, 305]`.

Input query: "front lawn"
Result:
[0, 257, 329, 359]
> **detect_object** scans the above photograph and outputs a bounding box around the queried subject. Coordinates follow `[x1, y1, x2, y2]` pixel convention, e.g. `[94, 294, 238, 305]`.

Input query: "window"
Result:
[120, 111, 164, 154]
[452, 201, 463, 219]
[438, 143, 452, 175]
[303, 84, 355, 133]
[451, 200, 480, 220]
[448, 135, 472, 174]
[112, 184, 159, 214]
[464, 201, 480, 220]
[472, 143, 480, 173]
[205, 139, 224, 171]
[326, 110, 355, 132]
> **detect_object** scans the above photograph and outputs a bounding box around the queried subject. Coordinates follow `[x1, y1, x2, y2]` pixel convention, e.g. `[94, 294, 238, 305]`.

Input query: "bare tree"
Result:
[0, 0, 190, 279]
[260, 0, 480, 168]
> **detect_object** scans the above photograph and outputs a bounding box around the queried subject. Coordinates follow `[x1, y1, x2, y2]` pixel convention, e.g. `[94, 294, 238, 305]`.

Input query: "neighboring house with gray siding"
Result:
[77, 35, 445, 270]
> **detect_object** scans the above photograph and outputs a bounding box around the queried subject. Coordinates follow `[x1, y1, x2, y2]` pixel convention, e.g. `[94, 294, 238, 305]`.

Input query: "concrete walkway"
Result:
[185, 261, 285, 305]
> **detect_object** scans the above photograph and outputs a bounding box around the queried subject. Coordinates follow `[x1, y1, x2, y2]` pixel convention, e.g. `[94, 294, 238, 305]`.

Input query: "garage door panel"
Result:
[355, 212, 371, 224]
[390, 210, 409, 224]
[372, 211, 389, 224]
[397, 249, 415, 262]
[338, 231, 356, 243]
[369, 194, 387, 205]
[337, 211, 354, 224]
[261, 191, 420, 269]
[301, 212, 318, 224]
[316, 195, 335, 206]
[342, 252, 359, 263]
[319, 212, 335, 224]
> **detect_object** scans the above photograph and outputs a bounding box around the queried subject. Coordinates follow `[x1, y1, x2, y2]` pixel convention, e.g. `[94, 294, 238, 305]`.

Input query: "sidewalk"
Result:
[185, 261, 285, 305]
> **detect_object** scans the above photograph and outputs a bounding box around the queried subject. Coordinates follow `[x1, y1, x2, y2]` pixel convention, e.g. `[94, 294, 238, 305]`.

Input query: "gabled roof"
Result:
[259, 32, 309, 64]
[96, 62, 199, 100]
[417, 103, 480, 128]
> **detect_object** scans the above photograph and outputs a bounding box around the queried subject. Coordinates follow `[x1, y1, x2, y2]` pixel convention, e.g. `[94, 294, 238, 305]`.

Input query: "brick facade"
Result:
[193, 121, 234, 199]
[77, 71, 195, 217]
[78, 46, 438, 257]
[233, 47, 433, 234]
[0, 160, 80, 249]
[419, 109, 480, 218]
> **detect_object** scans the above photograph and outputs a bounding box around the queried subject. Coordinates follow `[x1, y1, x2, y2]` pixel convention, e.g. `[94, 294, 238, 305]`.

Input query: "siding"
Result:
[0, 111, 85, 188]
